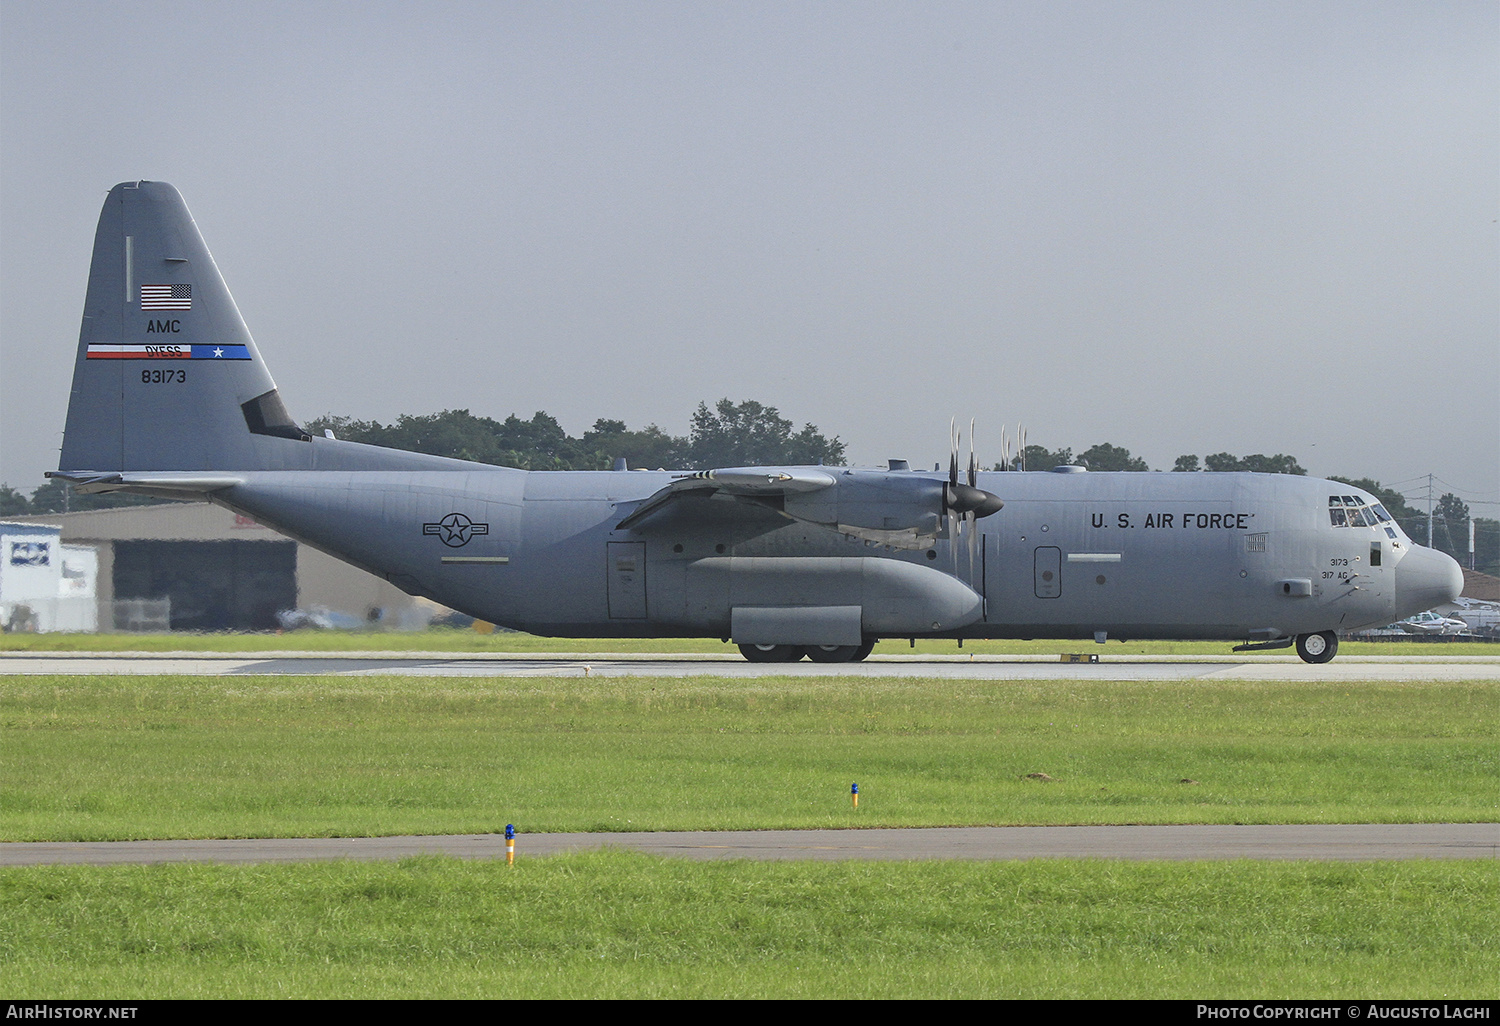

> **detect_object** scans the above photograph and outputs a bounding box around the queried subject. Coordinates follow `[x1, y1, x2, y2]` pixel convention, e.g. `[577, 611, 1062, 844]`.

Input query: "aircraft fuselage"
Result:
[211, 455, 1438, 645]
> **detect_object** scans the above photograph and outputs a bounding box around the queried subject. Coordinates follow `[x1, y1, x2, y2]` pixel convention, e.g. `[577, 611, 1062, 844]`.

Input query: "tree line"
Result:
[999, 444, 1305, 475]
[1, 400, 1491, 574]
[304, 398, 846, 473]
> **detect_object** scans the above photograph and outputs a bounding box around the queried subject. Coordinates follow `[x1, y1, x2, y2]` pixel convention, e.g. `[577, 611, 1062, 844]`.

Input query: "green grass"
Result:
[3, 673, 1495, 998]
[2, 676, 1494, 841]
[1, 854, 1494, 998]
[3, 629, 1496, 656]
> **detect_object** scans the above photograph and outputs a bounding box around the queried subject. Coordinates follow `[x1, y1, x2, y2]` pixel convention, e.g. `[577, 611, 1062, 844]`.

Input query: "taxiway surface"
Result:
[3, 824, 1496, 866]
[3, 651, 1497, 680]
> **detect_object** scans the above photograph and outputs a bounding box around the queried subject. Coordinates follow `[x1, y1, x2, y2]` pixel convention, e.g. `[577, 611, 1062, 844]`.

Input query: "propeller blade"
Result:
[948, 418, 959, 487]
[939, 418, 1003, 579]
[967, 418, 977, 488]
[967, 509, 978, 578]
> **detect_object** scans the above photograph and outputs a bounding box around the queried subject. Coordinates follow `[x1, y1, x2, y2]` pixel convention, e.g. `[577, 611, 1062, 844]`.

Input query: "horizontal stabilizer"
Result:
[48, 470, 244, 501]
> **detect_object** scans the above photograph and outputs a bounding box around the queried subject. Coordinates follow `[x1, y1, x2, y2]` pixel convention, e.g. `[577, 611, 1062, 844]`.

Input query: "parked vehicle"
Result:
[1447, 599, 1500, 634]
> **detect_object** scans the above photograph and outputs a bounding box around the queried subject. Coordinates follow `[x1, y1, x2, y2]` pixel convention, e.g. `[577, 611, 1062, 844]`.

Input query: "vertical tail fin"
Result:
[58, 181, 306, 473]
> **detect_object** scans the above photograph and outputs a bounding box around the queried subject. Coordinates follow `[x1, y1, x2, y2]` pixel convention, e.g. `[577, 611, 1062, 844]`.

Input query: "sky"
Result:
[2, 1, 1496, 515]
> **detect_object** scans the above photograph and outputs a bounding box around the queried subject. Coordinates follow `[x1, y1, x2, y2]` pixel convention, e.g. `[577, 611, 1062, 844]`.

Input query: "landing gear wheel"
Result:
[1295, 631, 1338, 664]
[738, 644, 805, 663]
[806, 644, 861, 663]
[851, 639, 876, 662]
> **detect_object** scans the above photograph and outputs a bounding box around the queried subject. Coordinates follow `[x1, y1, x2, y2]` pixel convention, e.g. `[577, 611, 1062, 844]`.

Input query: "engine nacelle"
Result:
[782, 469, 999, 548]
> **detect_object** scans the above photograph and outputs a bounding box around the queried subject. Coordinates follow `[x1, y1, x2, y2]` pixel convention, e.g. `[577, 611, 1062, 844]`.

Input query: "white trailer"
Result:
[1, 522, 98, 632]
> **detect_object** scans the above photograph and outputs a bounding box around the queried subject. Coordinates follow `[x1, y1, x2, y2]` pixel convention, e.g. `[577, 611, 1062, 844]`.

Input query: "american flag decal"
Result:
[141, 283, 191, 310]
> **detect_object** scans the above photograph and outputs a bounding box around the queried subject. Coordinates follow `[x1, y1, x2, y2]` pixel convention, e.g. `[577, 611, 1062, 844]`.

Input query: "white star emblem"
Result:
[422, 512, 488, 547]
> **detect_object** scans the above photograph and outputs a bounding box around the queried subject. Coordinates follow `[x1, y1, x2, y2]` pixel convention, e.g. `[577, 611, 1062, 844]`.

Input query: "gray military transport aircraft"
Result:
[51, 182, 1464, 663]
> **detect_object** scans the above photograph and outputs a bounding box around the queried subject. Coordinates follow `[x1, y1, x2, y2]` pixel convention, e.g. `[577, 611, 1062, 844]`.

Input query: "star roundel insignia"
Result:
[422, 512, 489, 548]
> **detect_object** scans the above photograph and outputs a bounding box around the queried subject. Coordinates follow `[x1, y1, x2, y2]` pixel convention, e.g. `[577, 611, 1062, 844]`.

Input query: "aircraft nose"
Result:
[1394, 545, 1464, 618]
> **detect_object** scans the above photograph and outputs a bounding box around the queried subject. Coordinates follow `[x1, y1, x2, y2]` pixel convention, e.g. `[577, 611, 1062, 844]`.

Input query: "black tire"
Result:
[738, 644, 805, 663]
[805, 644, 861, 663]
[1295, 631, 1338, 664]
[851, 639, 876, 662]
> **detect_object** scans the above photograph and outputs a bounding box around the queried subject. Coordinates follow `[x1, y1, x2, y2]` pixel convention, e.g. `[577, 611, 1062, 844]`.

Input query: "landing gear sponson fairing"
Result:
[52, 183, 1464, 663]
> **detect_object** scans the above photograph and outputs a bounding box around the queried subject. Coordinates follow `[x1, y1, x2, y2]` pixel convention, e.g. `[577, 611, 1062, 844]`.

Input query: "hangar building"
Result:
[2, 503, 433, 632]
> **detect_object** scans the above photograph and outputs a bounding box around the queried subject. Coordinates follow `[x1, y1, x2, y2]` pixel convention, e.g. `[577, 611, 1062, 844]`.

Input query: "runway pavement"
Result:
[2, 823, 1495, 866]
[3, 651, 1498, 680]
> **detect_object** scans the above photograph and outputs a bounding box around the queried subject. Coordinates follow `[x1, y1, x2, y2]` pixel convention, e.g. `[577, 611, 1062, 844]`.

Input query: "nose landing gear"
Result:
[1295, 631, 1338, 664]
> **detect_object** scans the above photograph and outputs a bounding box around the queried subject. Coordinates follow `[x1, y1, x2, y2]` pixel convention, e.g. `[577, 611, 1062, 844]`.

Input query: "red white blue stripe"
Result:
[86, 344, 251, 360]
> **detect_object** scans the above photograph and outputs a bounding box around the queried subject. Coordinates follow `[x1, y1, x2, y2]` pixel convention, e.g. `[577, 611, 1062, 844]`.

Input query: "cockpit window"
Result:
[1328, 495, 1386, 529]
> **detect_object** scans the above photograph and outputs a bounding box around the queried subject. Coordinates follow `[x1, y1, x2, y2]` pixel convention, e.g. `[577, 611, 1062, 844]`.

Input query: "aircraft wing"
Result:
[615, 467, 836, 530]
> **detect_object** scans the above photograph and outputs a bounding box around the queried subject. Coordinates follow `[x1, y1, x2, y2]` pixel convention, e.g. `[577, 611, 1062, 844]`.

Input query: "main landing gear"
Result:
[1295, 631, 1339, 664]
[738, 640, 876, 663]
